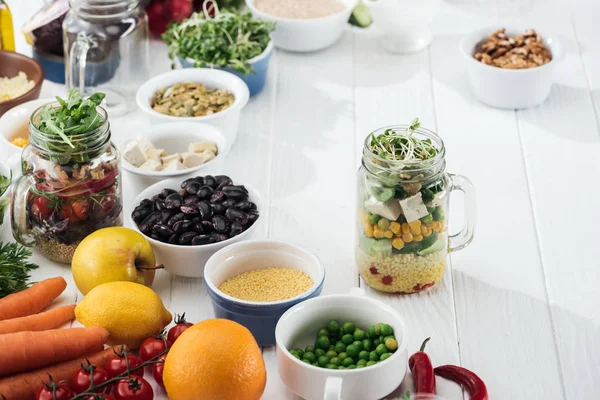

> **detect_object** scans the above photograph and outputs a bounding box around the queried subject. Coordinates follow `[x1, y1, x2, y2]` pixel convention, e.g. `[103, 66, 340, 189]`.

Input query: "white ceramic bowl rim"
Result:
[120, 122, 228, 177]
[183, 41, 274, 66]
[0, 98, 55, 151]
[130, 178, 262, 251]
[275, 293, 409, 373]
[459, 26, 564, 74]
[246, 0, 358, 23]
[204, 239, 326, 307]
[136, 68, 250, 122]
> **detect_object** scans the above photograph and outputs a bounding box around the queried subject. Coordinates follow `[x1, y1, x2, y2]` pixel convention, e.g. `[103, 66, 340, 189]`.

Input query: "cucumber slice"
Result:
[372, 186, 395, 202]
[349, 1, 372, 28]
[417, 233, 446, 256]
[392, 241, 422, 255]
[360, 237, 392, 257]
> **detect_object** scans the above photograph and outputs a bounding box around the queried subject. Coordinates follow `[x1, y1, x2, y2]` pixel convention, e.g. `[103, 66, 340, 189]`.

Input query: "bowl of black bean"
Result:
[129, 175, 261, 277]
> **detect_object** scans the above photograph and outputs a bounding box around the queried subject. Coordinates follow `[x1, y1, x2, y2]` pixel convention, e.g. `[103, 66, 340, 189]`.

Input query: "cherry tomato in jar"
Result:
[93, 194, 116, 219]
[139, 335, 167, 362]
[83, 395, 117, 400]
[152, 355, 166, 390]
[114, 377, 154, 400]
[105, 353, 144, 378]
[71, 364, 110, 394]
[71, 199, 91, 220]
[35, 380, 74, 400]
[167, 313, 193, 347]
[60, 202, 81, 223]
[31, 196, 52, 220]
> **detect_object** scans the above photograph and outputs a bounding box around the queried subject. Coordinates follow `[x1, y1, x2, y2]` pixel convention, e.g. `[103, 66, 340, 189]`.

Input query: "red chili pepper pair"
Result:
[408, 338, 488, 400]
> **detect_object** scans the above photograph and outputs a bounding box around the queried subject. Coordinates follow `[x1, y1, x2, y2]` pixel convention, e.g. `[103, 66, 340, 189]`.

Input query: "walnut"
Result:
[474, 28, 552, 69]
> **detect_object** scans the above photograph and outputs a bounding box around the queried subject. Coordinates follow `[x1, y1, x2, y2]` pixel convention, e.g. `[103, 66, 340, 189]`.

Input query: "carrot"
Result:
[0, 345, 125, 400]
[0, 326, 109, 377]
[0, 305, 76, 335]
[0, 277, 67, 321]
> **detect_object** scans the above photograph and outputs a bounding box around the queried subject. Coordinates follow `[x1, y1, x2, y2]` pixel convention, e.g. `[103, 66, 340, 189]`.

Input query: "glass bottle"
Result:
[11, 102, 123, 264]
[356, 125, 476, 294]
[0, 0, 15, 51]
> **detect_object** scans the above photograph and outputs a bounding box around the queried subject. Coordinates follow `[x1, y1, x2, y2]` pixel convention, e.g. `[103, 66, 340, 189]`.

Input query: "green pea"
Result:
[421, 188, 434, 203]
[334, 342, 346, 353]
[377, 218, 390, 230]
[367, 326, 377, 339]
[358, 350, 370, 361]
[304, 352, 317, 363]
[356, 359, 368, 367]
[328, 345, 335, 351]
[352, 340, 363, 352]
[366, 361, 377, 366]
[329, 357, 341, 366]
[356, 364, 366, 369]
[302, 359, 311, 364]
[383, 335, 395, 342]
[290, 349, 298, 356]
[305, 345, 315, 354]
[374, 323, 384, 336]
[294, 349, 304, 359]
[346, 344, 359, 358]
[375, 344, 388, 356]
[341, 334, 354, 345]
[291, 353, 301, 360]
[316, 335, 330, 350]
[385, 338, 398, 352]
[433, 207, 444, 221]
[317, 328, 330, 337]
[326, 350, 338, 359]
[381, 324, 393, 336]
[369, 351, 379, 362]
[315, 348, 326, 357]
[362, 339, 373, 351]
[327, 320, 340, 333]
[369, 214, 381, 225]
[342, 322, 355, 334]
[338, 366, 346, 370]
[318, 355, 330, 367]
[337, 352, 347, 360]
[374, 338, 381, 346]
[420, 213, 433, 224]
[353, 329, 367, 341]
[380, 353, 393, 361]
[347, 365, 357, 369]
[312, 362, 318, 366]
[326, 364, 337, 369]
[342, 357, 354, 367]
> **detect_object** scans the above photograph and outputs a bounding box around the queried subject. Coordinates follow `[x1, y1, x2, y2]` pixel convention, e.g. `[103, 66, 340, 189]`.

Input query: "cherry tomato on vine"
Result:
[71, 364, 110, 394]
[152, 355, 166, 390]
[105, 353, 144, 378]
[139, 335, 167, 362]
[114, 377, 154, 400]
[35, 380, 74, 400]
[167, 313, 193, 347]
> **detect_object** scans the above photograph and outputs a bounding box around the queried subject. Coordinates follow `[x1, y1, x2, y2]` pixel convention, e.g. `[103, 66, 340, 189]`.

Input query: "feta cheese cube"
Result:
[161, 153, 180, 164]
[181, 151, 215, 168]
[364, 196, 402, 221]
[139, 159, 162, 171]
[188, 141, 217, 154]
[123, 140, 148, 167]
[162, 158, 185, 172]
[399, 193, 429, 223]
[135, 136, 155, 154]
[146, 148, 166, 161]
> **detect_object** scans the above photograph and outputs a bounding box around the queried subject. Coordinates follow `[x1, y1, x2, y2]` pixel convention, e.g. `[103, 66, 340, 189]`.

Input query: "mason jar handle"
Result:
[448, 174, 476, 252]
[10, 174, 35, 247]
[68, 33, 95, 94]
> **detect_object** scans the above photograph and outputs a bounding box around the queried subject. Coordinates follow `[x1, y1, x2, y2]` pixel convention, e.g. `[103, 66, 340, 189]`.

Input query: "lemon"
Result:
[76, 281, 172, 349]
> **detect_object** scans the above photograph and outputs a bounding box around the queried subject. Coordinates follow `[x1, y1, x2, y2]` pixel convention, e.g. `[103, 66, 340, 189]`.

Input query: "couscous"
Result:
[218, 267, 313, 302]
[0, 72, 35, 103]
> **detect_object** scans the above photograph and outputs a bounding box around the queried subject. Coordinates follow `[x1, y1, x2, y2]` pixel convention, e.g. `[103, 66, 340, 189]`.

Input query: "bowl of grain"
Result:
[245, 0, 358, 52]
[0, 51, 44, 117]
[0, 98, 53, 157]
[204, 239, 325, 345]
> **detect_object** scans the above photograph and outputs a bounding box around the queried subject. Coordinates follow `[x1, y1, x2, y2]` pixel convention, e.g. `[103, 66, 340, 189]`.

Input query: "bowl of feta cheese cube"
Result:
[121, 122, 227, 178]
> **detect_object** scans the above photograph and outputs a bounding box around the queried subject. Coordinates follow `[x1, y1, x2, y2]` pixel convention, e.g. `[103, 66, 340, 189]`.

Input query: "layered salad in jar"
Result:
[357, 119, 448, 294]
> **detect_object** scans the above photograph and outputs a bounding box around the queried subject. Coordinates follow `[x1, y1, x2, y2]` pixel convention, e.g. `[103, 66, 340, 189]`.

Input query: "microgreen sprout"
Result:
[368, 118, 438, 163]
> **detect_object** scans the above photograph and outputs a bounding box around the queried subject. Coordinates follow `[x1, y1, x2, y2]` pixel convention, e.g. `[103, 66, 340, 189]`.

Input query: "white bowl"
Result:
[129, 177, 262, 277]
[245, 0, 358, 52]
[275, 289, 409, 400]
[459, 27, 564, 109]
[120, 122, 228, 178]
[135, 69, 250, 151]
[0, 98, 53, 157]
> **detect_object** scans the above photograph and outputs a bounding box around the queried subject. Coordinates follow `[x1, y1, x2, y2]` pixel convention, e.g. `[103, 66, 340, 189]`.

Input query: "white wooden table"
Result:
[5, 0, 600, 399]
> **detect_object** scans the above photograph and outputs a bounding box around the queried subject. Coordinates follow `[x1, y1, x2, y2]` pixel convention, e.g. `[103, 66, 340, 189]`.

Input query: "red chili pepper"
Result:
[408, 337, 435, 394]
[434, 365, 488, 400]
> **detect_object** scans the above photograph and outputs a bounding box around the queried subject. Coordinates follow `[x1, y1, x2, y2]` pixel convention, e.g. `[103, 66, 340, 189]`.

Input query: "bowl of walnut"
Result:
[459, 27, 564, 109]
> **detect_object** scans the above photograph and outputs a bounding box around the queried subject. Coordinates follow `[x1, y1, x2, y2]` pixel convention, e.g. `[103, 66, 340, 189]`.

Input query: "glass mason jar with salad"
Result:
[356, 119, 476, 294]
[11, 90, 122, 264]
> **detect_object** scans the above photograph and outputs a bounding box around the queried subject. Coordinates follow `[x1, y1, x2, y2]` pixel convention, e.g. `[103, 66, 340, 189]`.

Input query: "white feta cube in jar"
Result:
[364, 196, 402, 221]
[399, 193, 429, 222]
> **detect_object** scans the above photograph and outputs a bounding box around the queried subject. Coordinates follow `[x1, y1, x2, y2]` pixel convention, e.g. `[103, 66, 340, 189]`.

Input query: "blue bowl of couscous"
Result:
[204, 239, 325, 346]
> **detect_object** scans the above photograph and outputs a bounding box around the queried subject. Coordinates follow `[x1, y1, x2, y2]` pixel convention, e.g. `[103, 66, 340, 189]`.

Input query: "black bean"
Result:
[211, 203, 226, 215]
[151, 194, 159, 201]
[216, 178, 233, 191]
[167, 212, 187, 227]
[225, 208, 249, 225]
[184, 181, 201, 196]
[139, 212, 160, 233]
[132, 208, 151, 223]
[160, 209, 177, 224]
[201, 220, 214, 232]
[154, 199, 166, 211]
[223, 185, 248, 194]
[234, 201, 256, 211]
[179, 189, 188, 198]
[181, 177, 202, 188]
[181, 204, 199, 215]
[203, 175, 217, 189]
[198, 185, 214, 200]
[179, 232, 196, 245]
[223, 189, 248, 202]
[151, 233, 161, 241]
[184, 196, 200, 204]
[212, 215, 231, 233]
[210, 191, 225, 204]
[198, 201, 213, 220]
[247, 212, 259, 225]
[215, 175, 231, 185]
[221, 199, 237, 209]
[229, 222, 243, 237]
[191, 216, 202, 223]
[191, 234, 215, 245]
[140, 199, 153, 208]
[193, 222, 205, 233]
[211, 232, 229, 242]
[164, 193, 182, 209]
[173, 220, 195, 234]
[159, 188, 177, 199]
[152, 224, 174, 238]
[168, 233, 180, 244]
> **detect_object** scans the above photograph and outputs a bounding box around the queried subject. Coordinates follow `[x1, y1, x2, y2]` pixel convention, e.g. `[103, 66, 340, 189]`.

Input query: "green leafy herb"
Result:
[369, 118, 438, 162]
[0, 242, 39, 298]
[163, 2, 274, 75]
[0, 171, 11, 222]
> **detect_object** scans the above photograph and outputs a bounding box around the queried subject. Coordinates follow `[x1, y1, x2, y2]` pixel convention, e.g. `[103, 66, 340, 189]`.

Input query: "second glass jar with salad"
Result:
[356, 119, 476, 294]
[11, 90, 123, 264]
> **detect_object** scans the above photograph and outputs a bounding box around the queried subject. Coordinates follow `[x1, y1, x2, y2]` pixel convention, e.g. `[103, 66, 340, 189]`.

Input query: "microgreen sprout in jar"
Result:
[368, 119, 438, 164]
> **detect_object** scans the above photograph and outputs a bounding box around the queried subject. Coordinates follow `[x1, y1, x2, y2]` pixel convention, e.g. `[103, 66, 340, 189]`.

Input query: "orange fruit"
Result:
[163, 319, 266, 400]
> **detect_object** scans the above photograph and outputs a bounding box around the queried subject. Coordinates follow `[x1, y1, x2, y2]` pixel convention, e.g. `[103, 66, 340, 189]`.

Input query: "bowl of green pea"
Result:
[275, 290, 408, 400]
